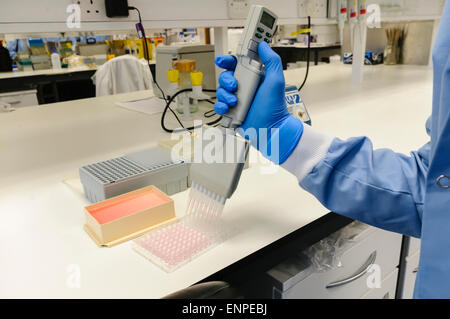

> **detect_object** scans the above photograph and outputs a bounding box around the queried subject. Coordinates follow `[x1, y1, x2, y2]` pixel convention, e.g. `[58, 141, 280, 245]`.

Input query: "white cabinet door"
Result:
[0, 90, 38, 108]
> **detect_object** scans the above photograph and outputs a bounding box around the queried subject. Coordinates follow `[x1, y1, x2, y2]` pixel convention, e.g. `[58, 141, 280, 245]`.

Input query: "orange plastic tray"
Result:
[84, 185, 176, 247]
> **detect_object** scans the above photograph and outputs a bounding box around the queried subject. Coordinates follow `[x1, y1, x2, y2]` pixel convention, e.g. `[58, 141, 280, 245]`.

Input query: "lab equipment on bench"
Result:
[166, 68, 180, 97]
[166, 59, 210, 119]
[285, 85, 312, 126]
[384, 27, 406, 65]
[50, 51, 61, 70]
[172, 59, 197, 117]
[79, 146, 189, 203]
[352, 0, 367, 83]
[155, 44, 216, 99]
[84, 185, 176, 247]
[190, 71, 211, 101]
[133, 203, 231, 272]
[338, 0, 348, 48]
[28, 39, 52, 70]
[348, 0, 358, 52]
[342, 0, 368, 83]
[188, 71, 212, 118]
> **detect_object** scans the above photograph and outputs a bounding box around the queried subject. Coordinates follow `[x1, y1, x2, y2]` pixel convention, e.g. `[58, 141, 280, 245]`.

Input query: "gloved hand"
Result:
[214, 41, 304, 164]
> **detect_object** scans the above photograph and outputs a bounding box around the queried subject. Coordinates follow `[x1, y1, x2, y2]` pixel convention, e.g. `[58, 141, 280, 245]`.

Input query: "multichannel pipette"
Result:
[189, 5, 278, 215]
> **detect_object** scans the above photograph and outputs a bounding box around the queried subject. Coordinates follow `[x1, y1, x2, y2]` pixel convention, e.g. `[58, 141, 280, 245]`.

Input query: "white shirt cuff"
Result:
[281, 125, 334, 182]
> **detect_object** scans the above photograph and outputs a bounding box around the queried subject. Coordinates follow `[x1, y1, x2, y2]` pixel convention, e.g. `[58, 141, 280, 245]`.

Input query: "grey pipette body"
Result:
[221, 5, 278, 129]
[190, 6, 278, 201]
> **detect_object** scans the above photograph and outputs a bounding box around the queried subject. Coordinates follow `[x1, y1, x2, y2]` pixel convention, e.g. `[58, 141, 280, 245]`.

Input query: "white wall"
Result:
[0, 0, 309, 33]
[367, 0, 445, 18]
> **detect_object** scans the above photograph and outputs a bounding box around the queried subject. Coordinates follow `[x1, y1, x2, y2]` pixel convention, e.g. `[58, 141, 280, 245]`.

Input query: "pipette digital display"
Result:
[220, 5, 278, 129]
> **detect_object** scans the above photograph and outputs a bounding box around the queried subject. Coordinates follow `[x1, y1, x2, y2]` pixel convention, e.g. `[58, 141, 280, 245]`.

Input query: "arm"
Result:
[282, 124, 430, 238]
[215, 42, 429, 238]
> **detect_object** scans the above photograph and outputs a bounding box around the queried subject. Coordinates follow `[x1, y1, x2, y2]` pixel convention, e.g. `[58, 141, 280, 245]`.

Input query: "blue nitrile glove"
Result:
[214, 41, 304, 164]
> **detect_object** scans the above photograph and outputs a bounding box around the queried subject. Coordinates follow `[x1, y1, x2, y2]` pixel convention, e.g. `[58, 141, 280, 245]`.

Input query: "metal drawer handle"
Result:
[326, 251, 377, 289]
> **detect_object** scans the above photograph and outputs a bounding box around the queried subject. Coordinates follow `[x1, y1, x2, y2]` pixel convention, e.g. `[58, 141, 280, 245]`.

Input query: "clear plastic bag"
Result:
[304, 221, 370, 272]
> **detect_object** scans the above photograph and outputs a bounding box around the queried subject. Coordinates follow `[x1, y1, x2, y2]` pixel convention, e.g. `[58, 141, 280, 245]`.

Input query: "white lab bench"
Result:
[0, 64, 432, 298]
[0, 65, 97, 80]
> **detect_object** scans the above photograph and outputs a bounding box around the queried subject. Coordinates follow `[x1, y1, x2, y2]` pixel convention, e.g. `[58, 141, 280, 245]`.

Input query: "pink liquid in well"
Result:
[139, 222, 212, 266]
[87, 191, 169, 224]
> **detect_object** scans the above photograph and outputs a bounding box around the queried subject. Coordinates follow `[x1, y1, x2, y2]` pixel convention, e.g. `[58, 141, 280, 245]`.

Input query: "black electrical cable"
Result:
[298, 16, 311, 93]
[129, 6, 220, 133]
[129, 6, 168, 103]
[203, 99, 217, 117]
[204, 109, 216, 118]
[161, 88, 222, 133]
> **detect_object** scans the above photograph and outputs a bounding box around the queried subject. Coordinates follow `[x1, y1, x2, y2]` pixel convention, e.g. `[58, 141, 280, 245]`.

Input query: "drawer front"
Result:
[0, 90, 38, 108]
[405, 236, 421, 257]
[399, 250, 420, 299]
[361, 268, 398, 299]
[278, 228, 402, 299]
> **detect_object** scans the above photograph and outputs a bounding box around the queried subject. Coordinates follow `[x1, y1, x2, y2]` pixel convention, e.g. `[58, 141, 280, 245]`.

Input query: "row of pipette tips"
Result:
[186, 181, 227, 222]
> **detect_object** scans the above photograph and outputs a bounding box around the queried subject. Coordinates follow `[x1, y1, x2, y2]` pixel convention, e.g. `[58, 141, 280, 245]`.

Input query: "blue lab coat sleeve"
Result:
[283, 1, 450, 297]
[282, 122, 431, 238]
